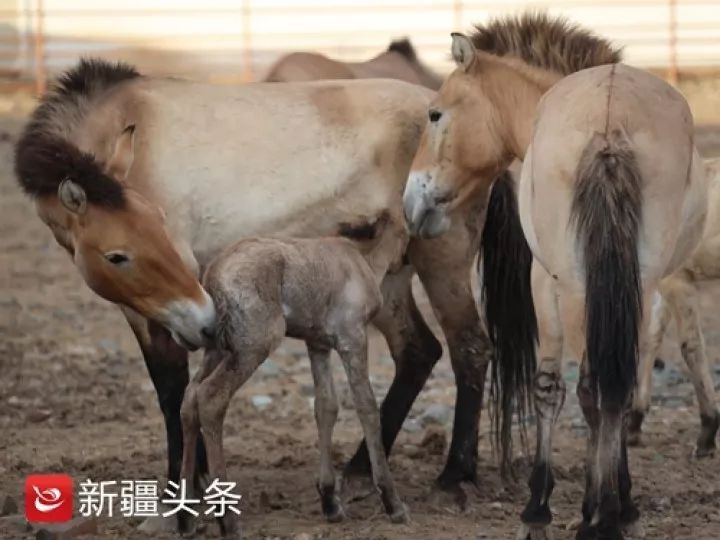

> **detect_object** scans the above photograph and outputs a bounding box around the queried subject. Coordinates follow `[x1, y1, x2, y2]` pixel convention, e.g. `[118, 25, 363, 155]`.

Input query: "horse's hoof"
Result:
[575, 522, 624, 540]
[626, 430, 642, 448]
[340, 472, 375, 503]
[516, 522, 555, 540]
[326, 502, 346, 523]
[388, 503, 410, 524]
[429, 479, 480, 512]
[623, 520, 645, 538]
[694, 444, 716, 459]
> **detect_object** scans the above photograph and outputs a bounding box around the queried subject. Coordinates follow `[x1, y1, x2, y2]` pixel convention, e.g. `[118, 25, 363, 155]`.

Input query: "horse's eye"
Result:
[105, 252, 130, 266]
[428, 109, 442, 123]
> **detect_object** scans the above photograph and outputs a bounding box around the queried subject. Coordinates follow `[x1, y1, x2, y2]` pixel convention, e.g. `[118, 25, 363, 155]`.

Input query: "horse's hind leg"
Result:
[307, 342, 345, 522]
[517, 265, 565, 540]
[344, 265, 442, 479]
[122, 309, 209, 533]
[628, 290, 671, 446]
[663, 275, 720, 456]
[338, 330, 408, 523]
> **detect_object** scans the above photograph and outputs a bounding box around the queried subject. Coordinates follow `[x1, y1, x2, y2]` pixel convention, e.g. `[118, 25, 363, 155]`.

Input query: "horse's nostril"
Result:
[201, 326, 215, 340]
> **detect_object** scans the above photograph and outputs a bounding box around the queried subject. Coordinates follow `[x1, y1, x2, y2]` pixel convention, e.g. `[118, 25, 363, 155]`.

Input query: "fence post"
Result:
[241, 0, 254, 82]
[667, 0, 678, 84]
[33, 0, 46, 95]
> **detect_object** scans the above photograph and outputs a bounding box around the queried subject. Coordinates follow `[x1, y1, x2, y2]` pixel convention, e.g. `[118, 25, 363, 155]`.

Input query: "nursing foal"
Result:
[180, 215, 408, 538]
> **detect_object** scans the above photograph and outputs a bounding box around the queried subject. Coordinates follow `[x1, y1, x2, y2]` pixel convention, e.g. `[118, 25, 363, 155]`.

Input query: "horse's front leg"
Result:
[517, 264, 565, 540]
[123, 309, 209, 532]
[409, 210, 493, 498]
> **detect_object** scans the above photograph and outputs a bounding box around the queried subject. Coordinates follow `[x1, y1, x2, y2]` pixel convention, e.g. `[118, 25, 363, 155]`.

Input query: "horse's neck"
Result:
[481, 54, 561, 160]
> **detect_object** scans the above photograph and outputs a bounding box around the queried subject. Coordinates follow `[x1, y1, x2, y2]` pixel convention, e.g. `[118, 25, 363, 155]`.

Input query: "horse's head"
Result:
[17, 125, 216, 350]
[403, 33, 509, 238]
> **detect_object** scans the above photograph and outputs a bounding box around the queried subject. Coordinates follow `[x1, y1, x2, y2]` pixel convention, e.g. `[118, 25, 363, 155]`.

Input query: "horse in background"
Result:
[264, 38, 444, 89]
[630, 157, 720, 456]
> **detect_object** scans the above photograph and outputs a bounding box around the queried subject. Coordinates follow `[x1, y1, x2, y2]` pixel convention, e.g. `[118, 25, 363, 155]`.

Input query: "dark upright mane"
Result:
[387, 38, 417, 62]
[14, 58, 141, 208]
[471, 12, 622, 75]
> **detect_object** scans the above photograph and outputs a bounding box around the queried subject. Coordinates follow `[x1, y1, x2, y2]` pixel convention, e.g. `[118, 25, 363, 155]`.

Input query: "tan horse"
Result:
[402, 13, 708, 540]
[264, 38, 444, 89]
[630, 157, 720, 456]
[15, 57, 511, 527]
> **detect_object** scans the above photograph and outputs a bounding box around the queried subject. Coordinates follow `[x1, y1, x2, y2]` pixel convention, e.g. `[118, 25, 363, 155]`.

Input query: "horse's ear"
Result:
[58, 179, 87, 215]
[106, 124, 136, 182]
[451, 33, 476, 71]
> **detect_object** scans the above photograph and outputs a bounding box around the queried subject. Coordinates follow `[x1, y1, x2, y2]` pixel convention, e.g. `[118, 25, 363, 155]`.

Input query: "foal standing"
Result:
[179, 215, 408, 539]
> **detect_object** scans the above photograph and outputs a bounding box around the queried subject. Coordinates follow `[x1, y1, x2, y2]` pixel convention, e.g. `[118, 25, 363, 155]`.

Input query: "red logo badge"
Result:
[25, 474, 73, 523]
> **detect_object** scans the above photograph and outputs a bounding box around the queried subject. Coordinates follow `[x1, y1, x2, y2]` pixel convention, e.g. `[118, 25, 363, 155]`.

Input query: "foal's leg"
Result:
[179, 350, 225, 535]
[306, 342, 345, 522]
[344, 265, 442, 479]
[196, 348, 268, 540]
[628, 291, 671, 446]
[663, 276, 719, 456]
[517, 265, 565, 540]
[338, 331, 408, 523]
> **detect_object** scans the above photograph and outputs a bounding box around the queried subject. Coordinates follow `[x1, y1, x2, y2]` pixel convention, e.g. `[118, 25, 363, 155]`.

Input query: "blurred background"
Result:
[0, 1, 718, 111]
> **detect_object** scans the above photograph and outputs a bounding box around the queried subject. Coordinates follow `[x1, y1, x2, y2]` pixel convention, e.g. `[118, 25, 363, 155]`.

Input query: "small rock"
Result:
[27, 408, 52, 423]
[402, 418, 422, 433]
[35, 516, 98, 539]
[570, 417, 588, 434]
[251, 395, 273, 410]
[489, 501, 503, 510]
[1, 495, 18, 516]
[7, 396, 21, 407]
[258, 359, 280, 377]
[420, 404, 452, 427]
[293, 534, 313, 540]
[401, 443, 423, 458]
[420, 427, 447, 456]
[648, 496, 672, 512]
[97, 338, 119, 355]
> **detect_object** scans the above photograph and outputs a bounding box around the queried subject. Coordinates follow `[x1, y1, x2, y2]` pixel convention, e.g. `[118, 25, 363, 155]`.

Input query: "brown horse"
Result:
[403, 13, 707, 540]
[14, 57, 521, 530]
[264, 38, 444, 89]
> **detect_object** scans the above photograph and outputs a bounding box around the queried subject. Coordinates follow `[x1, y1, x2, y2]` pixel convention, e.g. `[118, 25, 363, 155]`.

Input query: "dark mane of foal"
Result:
[14, 58, 140, 208]
[471, 12, 622, 75]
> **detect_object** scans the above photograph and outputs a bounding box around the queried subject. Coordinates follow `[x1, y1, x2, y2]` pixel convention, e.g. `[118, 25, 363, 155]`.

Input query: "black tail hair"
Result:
[480, 170, 537, 477]
[571, 131, 643, 409]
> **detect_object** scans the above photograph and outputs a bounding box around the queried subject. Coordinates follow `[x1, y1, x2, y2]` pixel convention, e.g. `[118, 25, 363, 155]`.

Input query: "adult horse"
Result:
[14, 57, 516, 527]
[264, 38, 444, 89]
[403, 12, 707, 540]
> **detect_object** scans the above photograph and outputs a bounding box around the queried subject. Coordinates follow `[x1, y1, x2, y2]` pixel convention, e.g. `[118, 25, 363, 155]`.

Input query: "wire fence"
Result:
[1, 0, 719, 94]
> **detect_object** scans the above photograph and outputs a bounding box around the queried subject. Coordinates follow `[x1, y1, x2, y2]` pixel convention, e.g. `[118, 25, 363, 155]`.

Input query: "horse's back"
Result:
[131, 78, 431, 259]
[264, 52, 355, 82]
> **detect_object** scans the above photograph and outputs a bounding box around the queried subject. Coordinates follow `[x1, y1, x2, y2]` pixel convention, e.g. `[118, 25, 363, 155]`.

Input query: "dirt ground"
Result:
[2, 107, 720, 540]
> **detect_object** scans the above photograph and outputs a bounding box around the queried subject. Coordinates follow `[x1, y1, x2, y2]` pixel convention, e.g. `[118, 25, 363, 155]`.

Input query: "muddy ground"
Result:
[1, 111, 720, 540]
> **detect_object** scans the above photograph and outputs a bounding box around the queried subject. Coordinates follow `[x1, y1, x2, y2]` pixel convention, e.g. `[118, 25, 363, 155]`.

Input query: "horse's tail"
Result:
[571, 131, 643, 411]
[480, 170, 537, 477]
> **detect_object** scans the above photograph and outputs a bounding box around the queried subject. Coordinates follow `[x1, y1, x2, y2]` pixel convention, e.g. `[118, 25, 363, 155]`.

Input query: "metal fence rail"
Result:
[2, 0, 718, 94]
